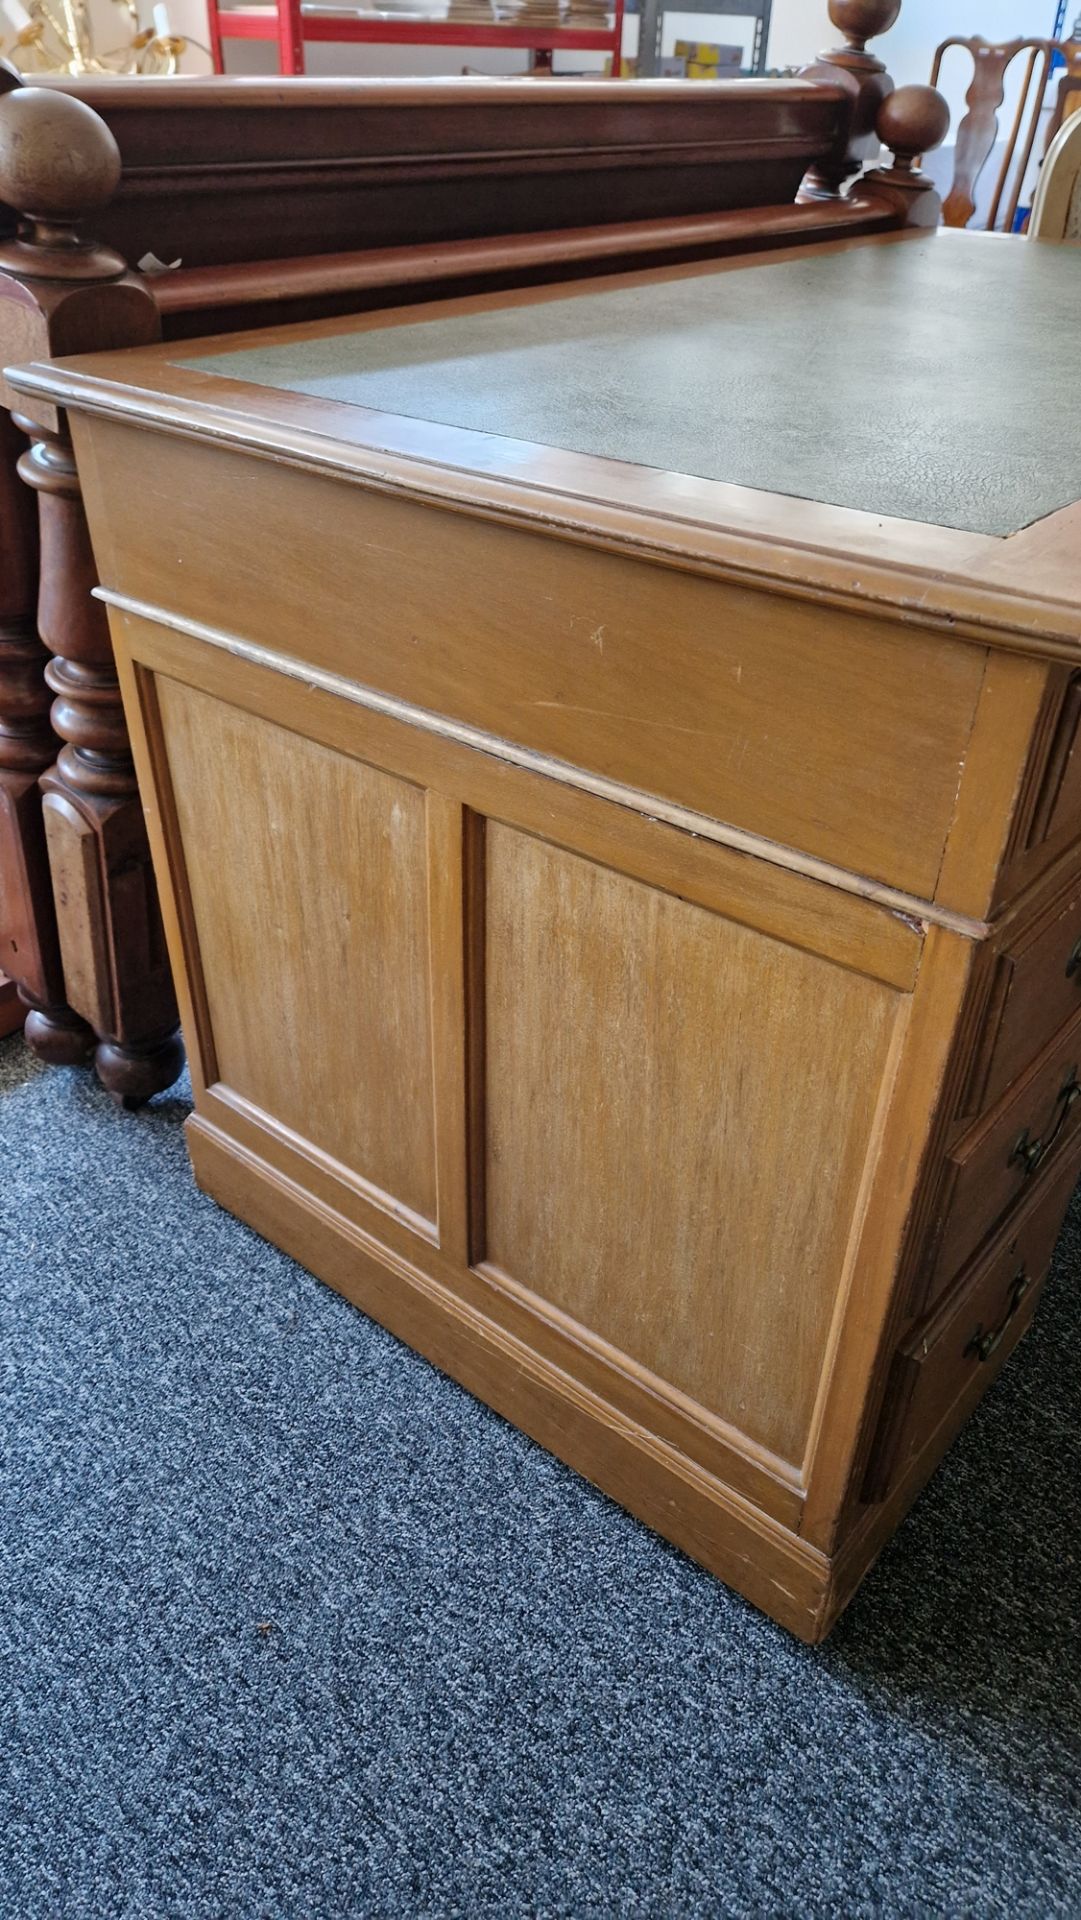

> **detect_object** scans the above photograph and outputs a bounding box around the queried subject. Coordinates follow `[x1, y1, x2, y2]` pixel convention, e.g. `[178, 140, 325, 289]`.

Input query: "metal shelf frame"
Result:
[208, 0, 626, 76]
[633, 0, 771, 78]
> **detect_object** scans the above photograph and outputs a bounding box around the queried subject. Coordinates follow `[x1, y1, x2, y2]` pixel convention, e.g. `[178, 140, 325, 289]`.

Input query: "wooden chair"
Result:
[931, 35, 1056, 231]
[1029, 107, 1081, 239]
[1043, 40, 1081, 149]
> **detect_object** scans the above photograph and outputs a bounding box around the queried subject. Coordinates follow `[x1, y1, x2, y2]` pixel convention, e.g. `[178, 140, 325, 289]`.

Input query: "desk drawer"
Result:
[1030, 674, 1081, 850]
[77, 418, 988, 903]
[996, 672, 1081, 908]
[966, 886, 1081, 1118]
[868, 1148, 1078, 1500]
[929, 1007, 1081, 1298]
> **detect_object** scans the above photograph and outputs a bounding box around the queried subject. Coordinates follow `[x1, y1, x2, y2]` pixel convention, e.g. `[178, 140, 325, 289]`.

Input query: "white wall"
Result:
[764, 0, 829, 67]
[869, 0, 1059, 87]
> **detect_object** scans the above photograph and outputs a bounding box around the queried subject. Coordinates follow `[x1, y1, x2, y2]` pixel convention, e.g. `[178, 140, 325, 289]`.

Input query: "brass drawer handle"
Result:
[1067, 935, 1081, 979]
[965, 1265, 1031, 1363]
[1009, 1065, 1081, 1178]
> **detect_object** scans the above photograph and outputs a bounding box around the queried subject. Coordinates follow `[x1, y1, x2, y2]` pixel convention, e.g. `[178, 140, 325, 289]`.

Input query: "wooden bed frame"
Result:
[0, 4, 933, 1102]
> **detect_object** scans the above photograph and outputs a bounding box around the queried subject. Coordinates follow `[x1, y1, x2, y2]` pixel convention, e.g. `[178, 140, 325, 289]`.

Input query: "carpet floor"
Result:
[1, 1032, 1079, 1919]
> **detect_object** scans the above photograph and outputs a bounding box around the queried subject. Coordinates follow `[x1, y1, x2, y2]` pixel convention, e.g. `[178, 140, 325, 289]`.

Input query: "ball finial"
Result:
[0, 87, 121, 224]
[828, 0, 902, 51]
[876, 83, 951, 167]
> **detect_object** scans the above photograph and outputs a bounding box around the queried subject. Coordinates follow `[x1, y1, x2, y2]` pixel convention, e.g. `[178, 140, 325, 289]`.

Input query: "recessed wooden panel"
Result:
[157, 677, 437, 1225]
[482, 824, 900, 1467]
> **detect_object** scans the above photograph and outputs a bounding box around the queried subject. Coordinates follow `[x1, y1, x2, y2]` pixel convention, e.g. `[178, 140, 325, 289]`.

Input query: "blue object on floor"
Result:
[1, 1034, 1079, 1918]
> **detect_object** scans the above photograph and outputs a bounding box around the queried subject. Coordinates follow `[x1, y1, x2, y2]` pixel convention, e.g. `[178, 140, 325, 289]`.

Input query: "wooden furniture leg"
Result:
[0, 973, 24, 1039]
[0, 88, 182, 1103]
[17, 418, 183, 1102]
[0, 395, 94, 1064]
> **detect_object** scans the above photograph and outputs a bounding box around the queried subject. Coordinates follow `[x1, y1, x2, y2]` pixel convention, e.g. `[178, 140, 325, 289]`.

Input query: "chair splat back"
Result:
[931, 35, 1055, 231]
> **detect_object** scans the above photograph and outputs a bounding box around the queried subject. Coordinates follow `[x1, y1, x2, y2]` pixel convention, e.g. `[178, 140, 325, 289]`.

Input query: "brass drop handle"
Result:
[1009, 1066, 1081, 1178]
[965, 1265, 1031, 1363]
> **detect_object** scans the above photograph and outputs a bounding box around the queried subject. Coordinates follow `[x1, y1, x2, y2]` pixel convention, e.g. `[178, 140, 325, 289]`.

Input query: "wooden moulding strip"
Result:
[18, 359, 1080, 663]
[188, 1109, 836, 1642]
[48, 75, 845, 110]
[95, 586, 991, 945]
[149, 201, 896, 318]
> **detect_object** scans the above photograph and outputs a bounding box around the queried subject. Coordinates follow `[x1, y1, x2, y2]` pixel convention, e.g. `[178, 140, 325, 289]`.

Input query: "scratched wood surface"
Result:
[72, 419, 987, 905]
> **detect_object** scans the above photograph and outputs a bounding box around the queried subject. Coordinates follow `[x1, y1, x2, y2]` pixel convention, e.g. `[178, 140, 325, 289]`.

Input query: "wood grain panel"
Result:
[481, 824, 900, 1466]
[43, 74, 847, 272]
[81, 423, 986, 901]
[157, 677, 437, 1226]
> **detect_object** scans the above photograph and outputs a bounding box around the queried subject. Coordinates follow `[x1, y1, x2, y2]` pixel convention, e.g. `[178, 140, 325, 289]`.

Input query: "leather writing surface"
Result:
[181, 234, 1081, 537]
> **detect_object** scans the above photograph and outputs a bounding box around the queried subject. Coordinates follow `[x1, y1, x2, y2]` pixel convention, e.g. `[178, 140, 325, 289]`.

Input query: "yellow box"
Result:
[674, 39, 742, 66]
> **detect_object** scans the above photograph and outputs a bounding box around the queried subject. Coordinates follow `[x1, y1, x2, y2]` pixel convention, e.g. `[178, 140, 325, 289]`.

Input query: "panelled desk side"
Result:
[14, 233, 1081, 1641]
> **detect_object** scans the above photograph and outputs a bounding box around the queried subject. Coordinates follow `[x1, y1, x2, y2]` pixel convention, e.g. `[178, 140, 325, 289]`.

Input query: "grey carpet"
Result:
[1, 1030, 1079, 1920]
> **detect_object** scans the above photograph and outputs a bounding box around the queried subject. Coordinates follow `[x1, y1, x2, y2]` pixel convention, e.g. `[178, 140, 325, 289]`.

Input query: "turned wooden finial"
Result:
[857, 83, 950, 226]
[876, 83, 951, 174]
[0, 86, 125, 279]
[800, 0, 903, 200]
[827, 0, 902, 53]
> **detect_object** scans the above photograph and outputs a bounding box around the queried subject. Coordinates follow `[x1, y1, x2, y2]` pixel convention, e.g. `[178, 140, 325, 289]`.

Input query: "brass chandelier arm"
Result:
[1, 0, 207, 73]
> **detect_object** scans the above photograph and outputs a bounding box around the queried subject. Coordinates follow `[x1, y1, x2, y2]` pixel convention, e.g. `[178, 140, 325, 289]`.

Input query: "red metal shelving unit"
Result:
[206, 0, 626, 78]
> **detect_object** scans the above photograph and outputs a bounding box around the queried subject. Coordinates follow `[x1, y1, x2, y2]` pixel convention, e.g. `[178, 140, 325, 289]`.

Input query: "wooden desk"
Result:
[14, 208, 1081, 1640]
[0, 56, 890, 1099]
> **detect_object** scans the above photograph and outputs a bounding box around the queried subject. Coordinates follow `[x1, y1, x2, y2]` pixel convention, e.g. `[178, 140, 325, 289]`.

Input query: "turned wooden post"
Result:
[0, 61, 93, 1057]
[0, 84, 183, 1102]
[800, 0, 903, 201]
[0, 396, 94, 1060]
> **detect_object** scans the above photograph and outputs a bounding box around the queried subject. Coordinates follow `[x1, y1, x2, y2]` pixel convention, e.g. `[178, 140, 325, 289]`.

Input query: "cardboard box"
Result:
[673, 39, 742, 69]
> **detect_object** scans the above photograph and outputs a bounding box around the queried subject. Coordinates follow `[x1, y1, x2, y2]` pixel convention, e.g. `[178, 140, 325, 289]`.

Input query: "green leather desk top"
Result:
[182, 233, 1079, 537]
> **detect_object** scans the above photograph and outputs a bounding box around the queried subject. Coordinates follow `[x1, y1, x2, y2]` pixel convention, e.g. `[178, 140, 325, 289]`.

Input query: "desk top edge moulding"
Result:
[15, 19, 1081, 1650]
